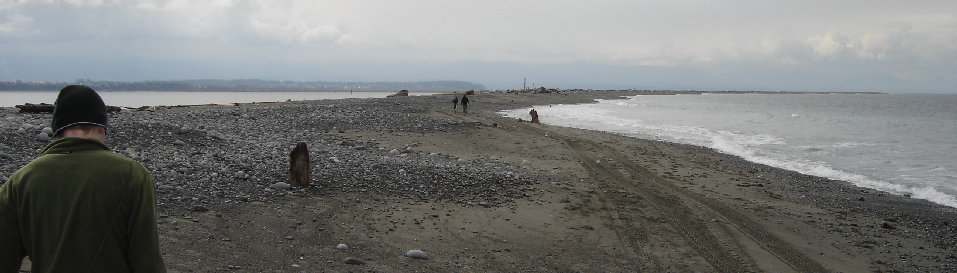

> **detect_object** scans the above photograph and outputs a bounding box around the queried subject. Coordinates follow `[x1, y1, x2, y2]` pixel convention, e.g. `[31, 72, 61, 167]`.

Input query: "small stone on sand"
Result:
[405, 249, 428, 259]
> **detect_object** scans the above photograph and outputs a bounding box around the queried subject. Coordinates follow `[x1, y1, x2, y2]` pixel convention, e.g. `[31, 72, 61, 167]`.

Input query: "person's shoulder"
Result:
[89, 150, 150, 173]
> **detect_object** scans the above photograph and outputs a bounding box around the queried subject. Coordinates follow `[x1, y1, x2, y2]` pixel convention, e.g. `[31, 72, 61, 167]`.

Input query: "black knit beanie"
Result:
[51, 85, 108, 136]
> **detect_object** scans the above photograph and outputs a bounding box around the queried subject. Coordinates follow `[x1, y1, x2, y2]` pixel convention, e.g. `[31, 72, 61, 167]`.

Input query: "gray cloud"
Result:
[0, 0, 955, 92]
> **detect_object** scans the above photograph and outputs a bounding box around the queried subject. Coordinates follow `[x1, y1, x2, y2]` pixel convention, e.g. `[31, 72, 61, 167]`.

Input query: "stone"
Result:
[189, 206, 209, 212]
[336, 243, 349, 250]
[405, 249, 428, 259]
[289, 142, 310, 187]
[37, 132, 50, 142]
[41, 127, 53, 134]
[343, 257, 365, 265]
[270, 182, 291, 189]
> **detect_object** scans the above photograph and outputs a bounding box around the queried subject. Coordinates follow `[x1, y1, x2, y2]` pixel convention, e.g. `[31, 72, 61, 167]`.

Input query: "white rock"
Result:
[42, 127, 53, 134]
[336, 243, 349, 250]
[329, 157, 340, 163]
[269, 182, 291, 189]
[37, 133, 50, 142]
[405, 249, 428, 259]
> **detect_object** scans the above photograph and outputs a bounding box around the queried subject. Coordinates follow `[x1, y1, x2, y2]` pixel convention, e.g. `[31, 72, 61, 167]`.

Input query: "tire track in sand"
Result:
[436, 111, 826, 272]
[550, 127, 829, 273]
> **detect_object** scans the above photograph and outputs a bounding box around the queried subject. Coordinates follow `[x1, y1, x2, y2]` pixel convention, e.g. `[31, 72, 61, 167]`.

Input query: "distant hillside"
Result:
[0, 79, 486, 92]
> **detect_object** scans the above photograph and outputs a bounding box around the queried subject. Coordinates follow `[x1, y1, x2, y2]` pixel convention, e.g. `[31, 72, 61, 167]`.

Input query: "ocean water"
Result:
[0, 91, 432, 108]
[501, 93, 957, 208]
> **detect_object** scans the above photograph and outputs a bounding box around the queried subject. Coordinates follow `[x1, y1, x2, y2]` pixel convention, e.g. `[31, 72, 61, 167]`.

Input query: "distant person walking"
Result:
[452, 96, 459, 109]
[461, 94, 470, 114]
[0, 85, 167, 272]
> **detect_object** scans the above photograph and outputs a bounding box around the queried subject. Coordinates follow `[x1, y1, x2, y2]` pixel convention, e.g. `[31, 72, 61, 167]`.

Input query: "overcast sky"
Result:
[1, 0, 955, 92]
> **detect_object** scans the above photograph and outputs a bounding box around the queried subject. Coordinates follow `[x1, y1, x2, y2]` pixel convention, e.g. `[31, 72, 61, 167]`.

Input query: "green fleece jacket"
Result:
[0, 138, 166, 272]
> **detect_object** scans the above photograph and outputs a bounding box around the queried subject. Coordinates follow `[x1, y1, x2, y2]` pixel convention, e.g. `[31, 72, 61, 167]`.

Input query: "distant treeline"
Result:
[0, 79, 487, 92]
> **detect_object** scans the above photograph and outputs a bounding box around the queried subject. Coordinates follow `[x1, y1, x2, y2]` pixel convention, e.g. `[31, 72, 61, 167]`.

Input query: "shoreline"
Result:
[2, 90, 954, 272]
[496, 93, 957, 210]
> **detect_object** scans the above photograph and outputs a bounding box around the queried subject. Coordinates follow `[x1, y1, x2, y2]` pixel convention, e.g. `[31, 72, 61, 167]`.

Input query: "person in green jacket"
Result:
[0, 85, 166, 272]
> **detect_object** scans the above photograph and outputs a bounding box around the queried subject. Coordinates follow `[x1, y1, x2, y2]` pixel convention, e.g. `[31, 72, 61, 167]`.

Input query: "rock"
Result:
[329, 157, 340, 163]
[336, 243, 349, 250]
[389, 149, 400, 154]
[881, 221, 897, 229]
[42, 127, 53, 134]
[208, 130, 224, 140]
[289, 142, 310, 187]
[340, 140, 355, 147]
[173, 140, 186, 146]
[405, 249, 428, 259]
[189, 206, 209, 212]
[37, 132, 50, 142]
[270, 182, 291, 189]
[343, 257, 365, 265]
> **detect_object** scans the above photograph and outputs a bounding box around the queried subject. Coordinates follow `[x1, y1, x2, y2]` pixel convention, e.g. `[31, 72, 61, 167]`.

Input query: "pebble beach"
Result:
[2, 90, 955, 272]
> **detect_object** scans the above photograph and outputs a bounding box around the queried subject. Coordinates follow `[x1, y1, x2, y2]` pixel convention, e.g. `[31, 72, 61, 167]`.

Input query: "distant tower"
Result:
[523, 77, 527, 91]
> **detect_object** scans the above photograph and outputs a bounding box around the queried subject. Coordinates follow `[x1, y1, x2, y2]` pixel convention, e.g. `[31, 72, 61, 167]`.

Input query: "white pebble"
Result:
[405, 249, 428, 259]
[269, 182, 291, 189]
[336, 243, 348, 250]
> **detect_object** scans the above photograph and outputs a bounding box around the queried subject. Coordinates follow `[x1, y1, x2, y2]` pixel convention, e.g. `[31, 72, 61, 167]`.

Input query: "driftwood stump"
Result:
[289, 142, 310, 187]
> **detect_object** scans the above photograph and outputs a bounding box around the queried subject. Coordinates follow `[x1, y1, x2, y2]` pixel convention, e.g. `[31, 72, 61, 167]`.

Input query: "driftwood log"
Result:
[387, 90, 409, 97]
[15, 103, 122, 113]
[289, 142, 311, 187]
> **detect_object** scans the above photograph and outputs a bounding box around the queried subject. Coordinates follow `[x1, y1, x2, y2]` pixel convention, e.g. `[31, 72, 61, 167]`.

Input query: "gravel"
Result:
[1, 96, 541, 216]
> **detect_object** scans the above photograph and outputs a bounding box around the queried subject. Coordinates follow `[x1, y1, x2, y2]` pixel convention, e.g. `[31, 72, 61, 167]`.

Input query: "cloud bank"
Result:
[1, 0, 955, 92]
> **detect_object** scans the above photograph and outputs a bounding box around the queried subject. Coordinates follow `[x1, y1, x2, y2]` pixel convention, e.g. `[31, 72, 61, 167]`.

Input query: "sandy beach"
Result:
[2, 90, 955, 272]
